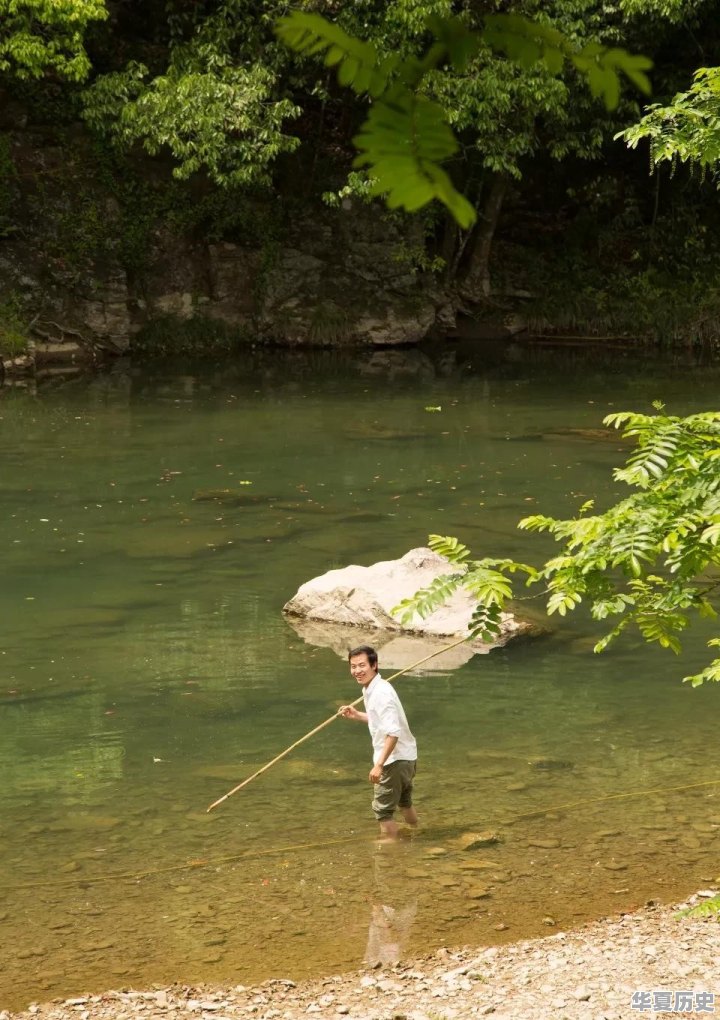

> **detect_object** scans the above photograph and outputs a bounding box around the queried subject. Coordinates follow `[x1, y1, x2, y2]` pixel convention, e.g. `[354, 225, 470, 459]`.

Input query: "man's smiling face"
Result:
[349, 652, 376, 687]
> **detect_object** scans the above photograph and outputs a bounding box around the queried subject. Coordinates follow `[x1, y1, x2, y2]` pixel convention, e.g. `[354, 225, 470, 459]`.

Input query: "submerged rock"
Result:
[466, 886, 492, 900]
[527, 757, 574, 771]
[455, 831, 501, 851]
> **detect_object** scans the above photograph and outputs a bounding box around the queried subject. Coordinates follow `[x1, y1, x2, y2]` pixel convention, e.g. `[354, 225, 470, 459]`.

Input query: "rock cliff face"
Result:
[0, 127, 443, 362]
[137, 210, 438, 347]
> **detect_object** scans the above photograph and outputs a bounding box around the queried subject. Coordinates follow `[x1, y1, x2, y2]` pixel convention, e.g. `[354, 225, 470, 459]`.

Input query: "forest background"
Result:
[2, 0, 720, 357]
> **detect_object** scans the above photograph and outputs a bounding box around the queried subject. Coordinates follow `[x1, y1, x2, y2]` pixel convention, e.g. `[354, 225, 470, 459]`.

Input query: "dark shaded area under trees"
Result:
[2, 0, 720, 357]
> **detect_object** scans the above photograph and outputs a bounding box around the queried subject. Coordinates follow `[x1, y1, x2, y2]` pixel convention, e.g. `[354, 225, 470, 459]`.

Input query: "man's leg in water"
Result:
[374, 765, 401, 839]
[398, 762, 418, 830]
[379, 808, 416, 839]
[375, 762, 418, 839]
[402, 806, 418, 826]
[379, 818, 400, 839]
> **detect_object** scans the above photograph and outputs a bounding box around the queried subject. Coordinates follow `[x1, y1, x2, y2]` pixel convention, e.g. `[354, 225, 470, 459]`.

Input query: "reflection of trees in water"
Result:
[0, 693, 125, 799]
[0, 587, 306, 819]
[128, 591, 282, 700]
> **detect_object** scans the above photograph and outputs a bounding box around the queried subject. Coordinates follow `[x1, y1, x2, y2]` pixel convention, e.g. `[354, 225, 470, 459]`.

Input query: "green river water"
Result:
[1, 345, 719, 1010]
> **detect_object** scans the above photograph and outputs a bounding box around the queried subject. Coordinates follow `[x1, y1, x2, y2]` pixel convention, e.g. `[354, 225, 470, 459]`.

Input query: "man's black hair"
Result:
[348, 645, 378, 668]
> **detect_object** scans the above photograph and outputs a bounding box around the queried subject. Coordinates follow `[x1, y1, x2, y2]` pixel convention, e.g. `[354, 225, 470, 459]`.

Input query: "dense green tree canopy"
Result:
[75, 1, 659, 223]
[0, 1, 716, 188]
[81, 0, 303, 187]
[0, 0, 106, 81]
[1, 1, 717, 237]
[2, 0, 720, 333]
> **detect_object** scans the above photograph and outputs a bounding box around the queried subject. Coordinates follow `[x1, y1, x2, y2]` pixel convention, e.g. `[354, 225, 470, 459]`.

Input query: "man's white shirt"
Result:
[362, 674, 417, 765]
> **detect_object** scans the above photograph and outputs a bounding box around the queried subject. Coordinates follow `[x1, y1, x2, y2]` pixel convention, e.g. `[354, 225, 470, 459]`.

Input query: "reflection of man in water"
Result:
[337, 645, 418, 840]
[364, 845, 417, 967]
[365, 899, 418, 966]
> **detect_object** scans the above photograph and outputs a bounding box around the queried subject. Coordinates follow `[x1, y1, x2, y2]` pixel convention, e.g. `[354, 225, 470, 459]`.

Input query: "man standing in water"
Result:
[338, 645, 418, 839]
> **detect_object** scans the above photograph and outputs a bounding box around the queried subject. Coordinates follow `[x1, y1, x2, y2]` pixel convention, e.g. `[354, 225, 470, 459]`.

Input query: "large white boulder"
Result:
[283, 547, 541, 668]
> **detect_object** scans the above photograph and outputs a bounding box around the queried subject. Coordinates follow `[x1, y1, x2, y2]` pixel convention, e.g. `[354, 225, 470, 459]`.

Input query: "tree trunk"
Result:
[458, 173, 508, 303]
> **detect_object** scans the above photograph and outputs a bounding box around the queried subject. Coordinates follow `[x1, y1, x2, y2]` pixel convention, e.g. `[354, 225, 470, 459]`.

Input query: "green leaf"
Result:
[392, 571, 466, 623]
[425, 15, 481, 73]
[547, 589, 582, 616]
[468, 602, 503, 642]
[428, 535, 471, 564]
[275, 12, 395, 98]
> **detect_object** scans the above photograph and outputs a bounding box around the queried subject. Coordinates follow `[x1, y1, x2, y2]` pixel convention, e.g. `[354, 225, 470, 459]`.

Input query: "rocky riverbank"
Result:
[4, 892, 718, 1020]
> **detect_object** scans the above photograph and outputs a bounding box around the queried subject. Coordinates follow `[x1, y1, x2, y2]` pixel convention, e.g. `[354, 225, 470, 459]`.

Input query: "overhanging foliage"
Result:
[620, 66, 720, 175]
[394, 409, 720, 685]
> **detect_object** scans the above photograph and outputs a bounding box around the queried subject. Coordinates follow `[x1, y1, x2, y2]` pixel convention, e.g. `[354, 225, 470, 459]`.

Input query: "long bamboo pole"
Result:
[206, 634, 469, 812]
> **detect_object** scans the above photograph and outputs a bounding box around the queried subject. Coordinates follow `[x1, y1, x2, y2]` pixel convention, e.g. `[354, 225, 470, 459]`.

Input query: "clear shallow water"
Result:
[1, 345, 720, 1009]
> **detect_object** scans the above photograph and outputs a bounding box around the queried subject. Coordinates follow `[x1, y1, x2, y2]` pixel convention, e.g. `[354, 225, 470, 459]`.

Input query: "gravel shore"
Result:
[3, 892, 719, 1020]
